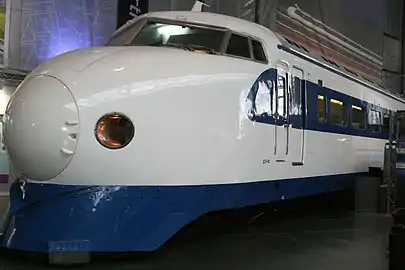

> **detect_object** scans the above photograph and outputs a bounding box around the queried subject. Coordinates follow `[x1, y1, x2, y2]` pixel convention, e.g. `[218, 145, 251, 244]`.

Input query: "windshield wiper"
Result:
[184, 44, 217, 55]
[153, 43, 217, 54]
[156, 43, 194, 51]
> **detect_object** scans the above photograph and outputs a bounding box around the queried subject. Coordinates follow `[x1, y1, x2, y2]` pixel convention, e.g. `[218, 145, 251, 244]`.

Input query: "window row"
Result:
[316, 94, 390, 133]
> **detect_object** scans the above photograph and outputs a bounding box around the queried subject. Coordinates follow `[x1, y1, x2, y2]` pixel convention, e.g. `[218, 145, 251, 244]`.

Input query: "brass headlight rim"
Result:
[94, 112, 135, 150]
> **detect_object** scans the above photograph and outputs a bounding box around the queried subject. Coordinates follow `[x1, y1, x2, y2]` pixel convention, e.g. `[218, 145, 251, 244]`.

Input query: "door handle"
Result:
[286, 124, 289, 155]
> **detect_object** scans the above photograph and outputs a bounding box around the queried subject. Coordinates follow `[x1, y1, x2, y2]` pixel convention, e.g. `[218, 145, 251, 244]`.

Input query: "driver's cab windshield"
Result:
[106, 19, 227, 54]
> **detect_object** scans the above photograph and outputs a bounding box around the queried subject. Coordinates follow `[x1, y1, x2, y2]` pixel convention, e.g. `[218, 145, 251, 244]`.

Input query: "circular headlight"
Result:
[95, 113, 134, 149]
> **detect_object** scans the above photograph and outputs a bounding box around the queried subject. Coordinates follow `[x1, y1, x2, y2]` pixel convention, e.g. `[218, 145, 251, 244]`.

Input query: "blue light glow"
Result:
[21, 0, 118, 70]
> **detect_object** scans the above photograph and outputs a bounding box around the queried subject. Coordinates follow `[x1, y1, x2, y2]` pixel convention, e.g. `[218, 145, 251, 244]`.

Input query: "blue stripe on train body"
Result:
[2, 174, 356, 253]
[247, 66, 392, 140]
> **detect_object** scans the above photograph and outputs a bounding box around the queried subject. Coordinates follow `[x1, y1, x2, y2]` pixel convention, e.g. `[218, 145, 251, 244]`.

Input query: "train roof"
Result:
[138, 11, 404, 103]
[276, 35, 405, 103]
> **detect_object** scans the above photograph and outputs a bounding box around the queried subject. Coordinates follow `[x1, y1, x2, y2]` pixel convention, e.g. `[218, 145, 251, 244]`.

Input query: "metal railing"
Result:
[383, 110, 405, 213]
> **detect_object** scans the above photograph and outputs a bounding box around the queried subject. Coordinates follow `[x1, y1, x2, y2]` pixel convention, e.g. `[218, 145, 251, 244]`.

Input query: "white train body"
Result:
[1, 11, 404, 253]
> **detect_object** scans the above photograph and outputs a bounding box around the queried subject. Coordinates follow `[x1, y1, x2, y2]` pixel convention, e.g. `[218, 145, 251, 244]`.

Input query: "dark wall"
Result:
[278, 0, 385, 56]
[15, 0, 403, 93]
[20, 0, 118, 70]
[276, 0, 403, 93]
[149, 0, 257, 22]
[149, 0, 400, 58]
[117, 0, 149, 29]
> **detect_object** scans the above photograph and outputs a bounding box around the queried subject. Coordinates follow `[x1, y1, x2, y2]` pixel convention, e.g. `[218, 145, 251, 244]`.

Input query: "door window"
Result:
[291, 67, 303, 116]
[254, 80, 273, 115]
[277, 75, 286, 118]
[317, 95, 327, 123]
[276, 62, 288, 119]
[369, 109, 382, 132]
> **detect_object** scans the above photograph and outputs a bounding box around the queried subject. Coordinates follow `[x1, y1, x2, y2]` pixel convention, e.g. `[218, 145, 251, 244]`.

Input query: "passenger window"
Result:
[351, 105, 365, 130]
[226, 34, 251, 59]
[317, 95, 326, 123]
[251, 39, 267, 62]
[329, 98, 347, 126]
[368, 109, 382, 132]
[382, 113, 390, 133]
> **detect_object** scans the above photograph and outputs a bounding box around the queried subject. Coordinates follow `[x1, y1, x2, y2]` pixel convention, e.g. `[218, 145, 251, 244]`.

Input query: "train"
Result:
[0, 8, 404, 254]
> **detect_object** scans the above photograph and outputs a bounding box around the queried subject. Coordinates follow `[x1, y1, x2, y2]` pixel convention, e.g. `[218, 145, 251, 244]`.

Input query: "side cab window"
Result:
[226, 33, 268, 63]
[251, 39, 267, 62]
[226, 34, 250, 58]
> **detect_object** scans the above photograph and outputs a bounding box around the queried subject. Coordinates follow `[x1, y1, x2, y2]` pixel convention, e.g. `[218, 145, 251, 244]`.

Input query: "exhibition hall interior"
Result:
[0, 0, 403, 269]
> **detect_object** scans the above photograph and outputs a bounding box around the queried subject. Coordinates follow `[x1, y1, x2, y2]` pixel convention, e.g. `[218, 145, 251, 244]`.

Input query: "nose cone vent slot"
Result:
[3, 75, 80, 181]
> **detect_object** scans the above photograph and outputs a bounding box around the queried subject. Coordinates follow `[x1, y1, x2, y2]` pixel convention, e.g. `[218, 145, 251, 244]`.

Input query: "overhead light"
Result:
[157, 25, 188, 36]
[330, 99, 343, 105]
[352, 105, 363, 111]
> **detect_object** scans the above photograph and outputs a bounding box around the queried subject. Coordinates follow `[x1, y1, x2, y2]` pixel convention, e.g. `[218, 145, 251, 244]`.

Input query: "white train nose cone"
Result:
[3, 75, 79, 181]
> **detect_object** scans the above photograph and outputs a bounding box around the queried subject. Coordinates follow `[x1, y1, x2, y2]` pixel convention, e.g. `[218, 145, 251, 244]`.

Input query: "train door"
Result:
[289, 67, 305, 165]
[0, 114, 9, 197]
[0, 115, 6, 152]
[275, 61, 288, 162]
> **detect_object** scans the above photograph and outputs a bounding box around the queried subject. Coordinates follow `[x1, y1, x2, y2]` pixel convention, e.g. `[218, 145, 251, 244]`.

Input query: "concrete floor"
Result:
[128, 212, 390, 270]
[0, 193, 393, 270]
[0, 196, 8, 216]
